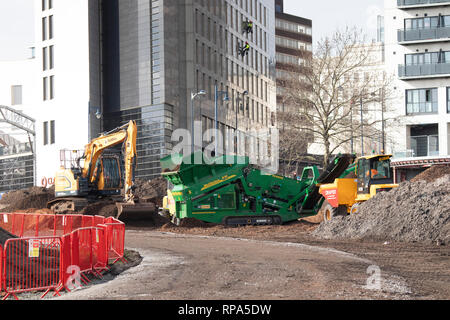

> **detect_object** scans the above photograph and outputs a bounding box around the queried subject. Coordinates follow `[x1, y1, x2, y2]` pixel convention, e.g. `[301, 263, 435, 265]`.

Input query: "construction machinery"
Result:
[319, 154, 399, 222]
[159, 151, 355, 226]
[47, 120, 155, 222]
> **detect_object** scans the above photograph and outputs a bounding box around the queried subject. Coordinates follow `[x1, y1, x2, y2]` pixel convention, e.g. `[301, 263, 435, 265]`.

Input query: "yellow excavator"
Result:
[47, 120, 156, 222]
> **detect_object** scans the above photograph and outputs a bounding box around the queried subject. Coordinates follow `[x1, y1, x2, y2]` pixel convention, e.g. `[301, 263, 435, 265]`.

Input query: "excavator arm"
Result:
[81, 120, 138, 200]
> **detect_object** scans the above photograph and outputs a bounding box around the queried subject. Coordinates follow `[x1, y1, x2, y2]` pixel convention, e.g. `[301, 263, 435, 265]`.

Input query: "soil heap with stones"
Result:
[0, 176, 169, 222]
[313, 166, 450, 245]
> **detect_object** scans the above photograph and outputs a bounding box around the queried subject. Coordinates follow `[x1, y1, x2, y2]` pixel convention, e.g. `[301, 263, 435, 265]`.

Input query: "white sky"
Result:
[284, 0, 385, 43]
[0, 0, 385, 61]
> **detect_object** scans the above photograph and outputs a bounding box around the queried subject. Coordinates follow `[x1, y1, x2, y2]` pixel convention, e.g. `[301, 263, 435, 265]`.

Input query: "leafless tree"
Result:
[278, 27, 398, 167]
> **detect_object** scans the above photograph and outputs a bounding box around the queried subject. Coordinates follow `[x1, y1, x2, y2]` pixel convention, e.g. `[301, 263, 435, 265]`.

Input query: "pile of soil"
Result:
[313, 174, 450, 244]
[159, 220, 318, 239]
[79, 200, 118, 217]
[411, 165, 450, 183]
[0, 186, 55, 212]
[134, 176, 168, 207]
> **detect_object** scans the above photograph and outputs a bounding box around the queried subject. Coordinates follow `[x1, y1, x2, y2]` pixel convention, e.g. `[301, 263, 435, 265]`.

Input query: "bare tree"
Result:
[278, 27, 398, 167]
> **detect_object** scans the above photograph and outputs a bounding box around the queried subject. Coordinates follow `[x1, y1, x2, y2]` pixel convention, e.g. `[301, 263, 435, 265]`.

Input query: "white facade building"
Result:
[30, 0, 101, 187]
[384, 0, 450, 160]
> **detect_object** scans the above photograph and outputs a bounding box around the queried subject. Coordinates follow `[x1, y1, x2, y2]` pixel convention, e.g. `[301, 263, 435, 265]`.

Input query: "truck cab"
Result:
[355, 154, 397, 202]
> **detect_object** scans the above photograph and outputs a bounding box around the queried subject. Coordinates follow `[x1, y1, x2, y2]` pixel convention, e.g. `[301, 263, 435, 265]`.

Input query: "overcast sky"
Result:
[0, 0, 385, 61]
[284, 0, 385, 43]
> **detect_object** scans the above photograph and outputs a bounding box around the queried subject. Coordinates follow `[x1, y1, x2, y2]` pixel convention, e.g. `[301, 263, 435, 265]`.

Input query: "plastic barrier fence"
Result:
[0, 213, 126, 300]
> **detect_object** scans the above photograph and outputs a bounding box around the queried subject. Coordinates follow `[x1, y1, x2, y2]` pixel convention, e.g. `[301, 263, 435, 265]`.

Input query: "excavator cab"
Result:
[49, 121, 157, 223]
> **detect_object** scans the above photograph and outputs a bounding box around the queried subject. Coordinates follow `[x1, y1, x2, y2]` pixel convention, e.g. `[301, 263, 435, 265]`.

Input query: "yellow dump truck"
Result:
[319, 154, 399, 222]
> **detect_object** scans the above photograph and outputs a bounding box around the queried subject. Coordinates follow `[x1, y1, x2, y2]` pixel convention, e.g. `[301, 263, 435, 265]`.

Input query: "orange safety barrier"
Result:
[2, 237, 62, 300]
[0, 212, 126, 300]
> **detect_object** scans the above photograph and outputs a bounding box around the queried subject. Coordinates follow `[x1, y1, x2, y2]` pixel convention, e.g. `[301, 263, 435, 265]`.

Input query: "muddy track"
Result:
[53, 230, 448, 300]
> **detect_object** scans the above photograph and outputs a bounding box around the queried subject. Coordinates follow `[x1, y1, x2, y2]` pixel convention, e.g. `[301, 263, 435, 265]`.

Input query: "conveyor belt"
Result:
[301, 154, 356, 211]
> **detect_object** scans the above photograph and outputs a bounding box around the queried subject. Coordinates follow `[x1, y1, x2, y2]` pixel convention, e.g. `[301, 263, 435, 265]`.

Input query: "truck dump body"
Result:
[161, 152, 355, 225]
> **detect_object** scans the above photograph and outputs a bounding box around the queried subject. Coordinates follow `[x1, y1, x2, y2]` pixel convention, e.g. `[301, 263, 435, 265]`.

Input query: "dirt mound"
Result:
[0, 186, 55, 212]
[411, 165, 450, 183]
[134, 176, 167, 207]
[313, 174, 450, 244]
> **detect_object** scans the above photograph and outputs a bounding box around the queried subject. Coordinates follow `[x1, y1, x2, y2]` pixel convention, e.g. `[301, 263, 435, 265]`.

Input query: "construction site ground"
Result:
[2, 168, 449, 300]
[49, 221, 449, 300]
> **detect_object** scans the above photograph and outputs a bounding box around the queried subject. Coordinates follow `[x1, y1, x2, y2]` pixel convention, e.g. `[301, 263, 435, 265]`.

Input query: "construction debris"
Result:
[0, 186, 55, 212]
[313, 174, 450, 244]
[411, 165, 450, 183]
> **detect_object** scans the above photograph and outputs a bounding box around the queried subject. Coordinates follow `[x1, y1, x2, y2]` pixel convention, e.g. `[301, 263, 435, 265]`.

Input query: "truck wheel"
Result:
[350, 203, 361, 215]
[323, 203, 336, 222]
[323, 203, 347, 222]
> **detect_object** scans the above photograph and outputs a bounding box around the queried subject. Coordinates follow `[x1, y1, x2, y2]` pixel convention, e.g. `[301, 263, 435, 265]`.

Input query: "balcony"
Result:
[399, 62, 450, 79]
[398, 26, 450, 43]
[398, 0, 450, 9]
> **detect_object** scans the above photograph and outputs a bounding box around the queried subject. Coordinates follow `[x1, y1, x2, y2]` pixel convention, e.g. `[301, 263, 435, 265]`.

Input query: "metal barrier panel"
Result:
[0, 244, 3, 292]
[76, 229, 93, 273]
[3, 237, 62, 297]
[0, 213, 126, 298]
[103, 221, 125, 263]
[0, 213, 13, 235]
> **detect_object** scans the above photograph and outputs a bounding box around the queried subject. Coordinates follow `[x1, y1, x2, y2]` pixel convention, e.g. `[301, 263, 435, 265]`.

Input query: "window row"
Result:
[406, 87, 450, 114]
[406, 88, 438, 114]
[404, 15, 450, 30]
[276, 52, 304, 66]
[195, 9, 268, 54]
[405, 50, 450, 65]
[275, 36, 312, 51]
[275, 19, 311, 36]
[196, 70, 269, 106]
[196, 39, 268, 78]
[196, 0, 268, 27]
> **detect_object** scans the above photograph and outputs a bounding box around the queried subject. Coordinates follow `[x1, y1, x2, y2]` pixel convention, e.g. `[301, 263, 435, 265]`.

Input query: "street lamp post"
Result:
[360, 96, 364, 156]
[191, 90, 206, 151]
[235, 90, 249, 154]
[214, 84, 229, 156]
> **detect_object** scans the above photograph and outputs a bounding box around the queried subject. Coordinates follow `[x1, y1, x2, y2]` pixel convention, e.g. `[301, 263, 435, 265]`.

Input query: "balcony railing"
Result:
[398, 26, 450, 43]
[399, 62, 450, 78]
[398, 0, 450, 7]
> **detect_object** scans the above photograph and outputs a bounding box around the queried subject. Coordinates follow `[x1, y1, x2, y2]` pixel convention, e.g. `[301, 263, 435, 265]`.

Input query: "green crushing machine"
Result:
[160, 152, 355, 226]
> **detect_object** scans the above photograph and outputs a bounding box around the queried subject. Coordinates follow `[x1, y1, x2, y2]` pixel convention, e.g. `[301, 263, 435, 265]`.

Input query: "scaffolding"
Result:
[0, 105, 36, 195]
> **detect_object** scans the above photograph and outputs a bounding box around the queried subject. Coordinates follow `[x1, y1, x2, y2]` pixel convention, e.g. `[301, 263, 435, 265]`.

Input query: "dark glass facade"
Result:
[103, 104, 174, 179]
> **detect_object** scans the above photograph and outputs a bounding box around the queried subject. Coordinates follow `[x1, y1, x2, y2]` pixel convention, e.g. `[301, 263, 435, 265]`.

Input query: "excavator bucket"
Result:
[115, 201, 157, 223]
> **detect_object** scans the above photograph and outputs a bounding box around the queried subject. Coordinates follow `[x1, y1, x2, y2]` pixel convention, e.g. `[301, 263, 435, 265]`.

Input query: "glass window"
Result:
[406, 88, 438, 115]
[11, 85, 22, 106]
[371, 160, 391, 179]
[448, 87, 450, 113]
[43, 121, 48, 145]
[50, 120, 55, 144]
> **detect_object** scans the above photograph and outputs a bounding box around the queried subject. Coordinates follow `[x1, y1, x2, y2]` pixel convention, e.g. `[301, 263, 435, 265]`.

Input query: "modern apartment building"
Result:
[384, 0, 450, 171]
[0, 0, 277, 191]
[274, 0, 312, 156]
